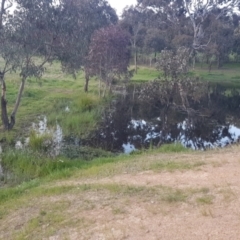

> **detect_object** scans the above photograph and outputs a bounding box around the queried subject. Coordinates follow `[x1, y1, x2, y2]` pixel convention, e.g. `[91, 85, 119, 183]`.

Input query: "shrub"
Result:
[29, 130, 53, 152]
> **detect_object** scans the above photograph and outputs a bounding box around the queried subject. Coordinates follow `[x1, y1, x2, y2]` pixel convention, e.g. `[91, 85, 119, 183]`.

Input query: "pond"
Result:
[3, 81, 240, 159]
[85, 81, 240, 153]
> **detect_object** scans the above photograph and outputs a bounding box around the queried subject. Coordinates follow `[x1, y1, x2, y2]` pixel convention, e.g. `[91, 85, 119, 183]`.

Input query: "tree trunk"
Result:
[1, 93, 10, 130]
[208, 62, 212, 73]
[99, 78, 101, 97]
[10, 78, 26, 126]
[206, 56, 209, 64]
[177, 81, 189, 110]
[84, 74, 89, 92]
[149, 57, 152, 67]
[134, 48, 138, 74]
[192, 55, 196, 70]
[0, 0, 6, 29]
[1, 75, 26, 130]
[154, 52, 157, 62]
[217, 55, 221, 69]
[1, 73, 10, 130]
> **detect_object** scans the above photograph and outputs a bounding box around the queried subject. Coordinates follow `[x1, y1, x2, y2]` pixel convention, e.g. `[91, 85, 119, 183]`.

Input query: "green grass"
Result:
[1, 60, 240, 188]
[1, 61, 240, 142]
[0, 179, 41, 205]
[150, 160, 205, 172]
[0, 180, 206, 238]
[156, 143, 190, 153]
[0, 142, 197, 188]
[192, 62, 240, 87]
[196, 195, 214, 205]
[131, 66, 161, 83]
[0, 60, 239, 238]
[1, 148, 114, 184]
[0, 143, 203, 202]
[0, 61, 101, 141]
[131, 63, 240, 87]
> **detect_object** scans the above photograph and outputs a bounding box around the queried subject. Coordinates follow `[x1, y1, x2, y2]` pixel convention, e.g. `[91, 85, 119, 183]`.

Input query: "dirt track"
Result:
[1, 147, 240, 239]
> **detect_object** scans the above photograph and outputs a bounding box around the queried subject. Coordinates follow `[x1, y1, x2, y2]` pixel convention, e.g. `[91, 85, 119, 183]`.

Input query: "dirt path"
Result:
[1, 147, 240, 239]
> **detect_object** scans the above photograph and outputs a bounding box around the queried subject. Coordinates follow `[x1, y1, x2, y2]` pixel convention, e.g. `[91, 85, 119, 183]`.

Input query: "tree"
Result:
[0, 0, 117, 130]
[156, 47, 191, 80]
[144, 28, 166, 65]
[53, 0, 118, 76]
[85, 25, 131, 97]
[0, 0, 57, 130]
[138, 0, 239, 50]
[233, 17, 240, 61]
[207, 15, 234, 68]
[121, 6, 147, 73]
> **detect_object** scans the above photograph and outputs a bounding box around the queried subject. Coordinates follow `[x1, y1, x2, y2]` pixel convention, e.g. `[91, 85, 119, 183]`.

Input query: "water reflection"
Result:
[14, 116, 63, 156]
[87, 82, 240, 152]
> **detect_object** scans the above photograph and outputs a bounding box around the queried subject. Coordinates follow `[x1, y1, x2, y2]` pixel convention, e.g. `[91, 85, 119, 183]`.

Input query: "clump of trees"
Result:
[85, 25, 131, 96]
[1, 0, 240, 131]
[121, 0, 240, 68]
[0, 0, 118, 130]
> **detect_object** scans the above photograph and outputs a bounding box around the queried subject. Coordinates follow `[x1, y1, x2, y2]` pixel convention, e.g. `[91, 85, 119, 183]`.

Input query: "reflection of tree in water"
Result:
[84, 47, 240, 152]
[85, 96, 131, 151]
[86, 80, 240, 152]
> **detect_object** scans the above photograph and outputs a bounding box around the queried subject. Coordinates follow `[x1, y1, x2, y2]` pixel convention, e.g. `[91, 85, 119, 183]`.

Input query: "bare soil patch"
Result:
[1, 146, 240, 239]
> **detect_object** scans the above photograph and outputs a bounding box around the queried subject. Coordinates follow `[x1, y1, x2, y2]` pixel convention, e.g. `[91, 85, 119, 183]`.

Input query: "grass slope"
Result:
[0, 145, 240, 239]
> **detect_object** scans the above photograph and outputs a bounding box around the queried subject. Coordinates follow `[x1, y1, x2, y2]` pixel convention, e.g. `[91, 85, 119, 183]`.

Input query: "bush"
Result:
[156, 143, 190, 153]
[1, 149, 77, 183]
[29, 130, 53, 152]
[61, 145, 114, 160]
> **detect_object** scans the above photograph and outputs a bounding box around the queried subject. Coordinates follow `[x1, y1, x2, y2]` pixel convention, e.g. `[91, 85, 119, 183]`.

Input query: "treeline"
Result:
[0, 0, 121, 130]
[120, 0, 240, 70]
[0, 0, 240, 130]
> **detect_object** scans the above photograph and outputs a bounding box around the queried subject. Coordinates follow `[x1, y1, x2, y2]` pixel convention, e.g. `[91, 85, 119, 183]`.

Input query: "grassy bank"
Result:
[2, 61, 240, 140]
[1, 61, 240, 238]
[0, 143, 193, 206]
[1, 61, 240, 186]
[0, 61, 103, 143]
[1, 144, 240, 239]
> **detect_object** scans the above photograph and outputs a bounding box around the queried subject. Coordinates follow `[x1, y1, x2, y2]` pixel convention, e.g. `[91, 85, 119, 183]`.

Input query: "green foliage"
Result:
[161, 189, 188, 203]
[28, 131, 53, 152]
[0, 179, 40, 204]
[47, 93, 103, 137]
[2, 150, 74, 182]
[1, 147, 115, 184]
[157, 143, 190, 153]
[196, 195, 214, 204]
[75, 94, 99, 112]
[61, 146, 113, 160]
[130, 143, 189, 156]
[131, 67, 160, 82]
[150, 160, 204, 172]
[156, 47, 191, 80]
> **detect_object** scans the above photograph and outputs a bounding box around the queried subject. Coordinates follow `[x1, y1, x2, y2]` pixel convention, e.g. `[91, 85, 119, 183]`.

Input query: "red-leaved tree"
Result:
[85, 25, 131, 95]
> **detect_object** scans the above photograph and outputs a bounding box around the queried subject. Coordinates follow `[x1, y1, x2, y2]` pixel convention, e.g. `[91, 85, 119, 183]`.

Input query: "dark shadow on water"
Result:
[85, 82, 240, 152]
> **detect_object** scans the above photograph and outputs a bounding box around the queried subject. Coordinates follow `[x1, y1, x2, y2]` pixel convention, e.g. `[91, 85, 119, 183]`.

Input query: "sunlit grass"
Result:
[0, 61, 102, 141]
[0, 59, 240, 239]
[131, 66, 161, 82]
[131, 63, 240, 87]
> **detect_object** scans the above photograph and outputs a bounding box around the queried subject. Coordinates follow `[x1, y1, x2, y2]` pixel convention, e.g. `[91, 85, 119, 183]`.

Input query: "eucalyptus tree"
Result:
[54, 0, 118, 76]
[85, 25, 131, 97]
[0, 0, 117, 130]
[138, 0, 239, 50]
[233, 18, 240, 61]
[121, 6, 148, 73]
[0, 0, 57, 130]
[143, 28, 166, 65]
[183, 0, 239, 51]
